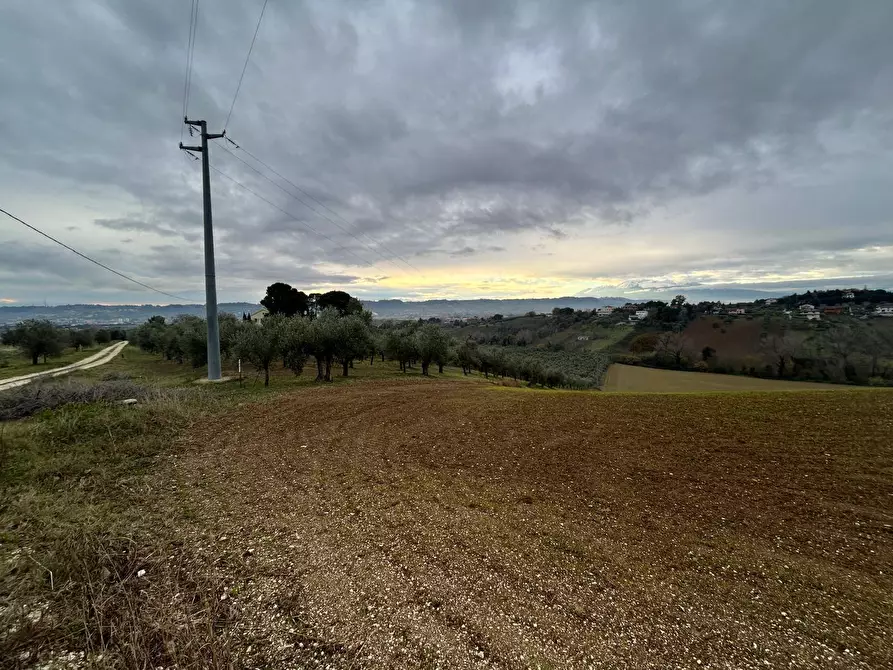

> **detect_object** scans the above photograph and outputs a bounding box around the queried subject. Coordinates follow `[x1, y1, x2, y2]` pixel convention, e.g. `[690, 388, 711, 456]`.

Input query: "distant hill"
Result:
[0, 297, 628, 326]
[0, 303, 260, 327]
[3, 286, 889, 326]
[363, 297, 628, 319]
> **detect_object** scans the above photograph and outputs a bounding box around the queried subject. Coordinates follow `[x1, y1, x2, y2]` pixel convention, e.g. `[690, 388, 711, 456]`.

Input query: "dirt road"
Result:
[0, 340, 128, 392]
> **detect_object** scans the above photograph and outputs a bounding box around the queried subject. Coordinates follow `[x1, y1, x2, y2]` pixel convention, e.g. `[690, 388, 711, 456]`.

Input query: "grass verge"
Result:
[0, 387, 236, 668]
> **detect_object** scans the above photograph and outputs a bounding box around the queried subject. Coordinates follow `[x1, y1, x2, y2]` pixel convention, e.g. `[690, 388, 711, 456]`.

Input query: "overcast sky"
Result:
[1, 0, 892, 305]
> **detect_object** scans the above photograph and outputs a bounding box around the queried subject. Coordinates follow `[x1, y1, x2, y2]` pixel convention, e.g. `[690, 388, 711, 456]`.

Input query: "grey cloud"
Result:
[94, 217, 189, 239]
[1, 0, 892, 302]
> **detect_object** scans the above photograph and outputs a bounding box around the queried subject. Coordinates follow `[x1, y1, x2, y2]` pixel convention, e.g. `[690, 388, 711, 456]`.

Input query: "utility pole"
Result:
[180, 118, 225, 381]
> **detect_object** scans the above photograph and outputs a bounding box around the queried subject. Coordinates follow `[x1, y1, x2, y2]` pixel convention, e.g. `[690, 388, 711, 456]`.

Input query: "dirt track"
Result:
[172, 380, 893, 669]
[0, 341, 128, 392]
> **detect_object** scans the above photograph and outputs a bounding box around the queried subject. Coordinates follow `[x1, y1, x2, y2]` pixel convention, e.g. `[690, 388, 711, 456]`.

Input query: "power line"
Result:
[181, 0, 200, 140]
[208, 164, 379, 270]
[227, 140, 420, 272]
[0, 207, 192, 303]
[223, 0, 269, 131]
[217, 142, 410, 273]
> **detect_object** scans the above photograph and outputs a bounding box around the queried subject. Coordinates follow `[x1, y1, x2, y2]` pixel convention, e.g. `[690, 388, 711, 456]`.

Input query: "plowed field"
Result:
[170, 380, 893, 669]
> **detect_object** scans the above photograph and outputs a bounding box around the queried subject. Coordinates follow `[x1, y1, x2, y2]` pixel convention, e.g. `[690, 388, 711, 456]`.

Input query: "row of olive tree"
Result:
[131, 310, 595, 389]
[130, 309, 377, 386]
[1, 320, 121, 365]
[454, 339, 592, 389]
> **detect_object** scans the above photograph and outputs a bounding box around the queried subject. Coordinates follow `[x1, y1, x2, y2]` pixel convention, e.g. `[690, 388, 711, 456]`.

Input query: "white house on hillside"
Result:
[250, 307, 268, 323]
[765, 298, 778, 305]
[805, 312, 821, 321]
[728, 307, 746, 315]
[799, 304, 816, 312]
[842, 290, 855, 300]
[876, 304, 893, 317]
[628, 310, 649, 322]
[596, 306, 615, 316]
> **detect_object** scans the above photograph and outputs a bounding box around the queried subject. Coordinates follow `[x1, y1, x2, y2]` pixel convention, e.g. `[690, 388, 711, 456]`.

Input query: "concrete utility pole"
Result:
[180, 118, 224, 381]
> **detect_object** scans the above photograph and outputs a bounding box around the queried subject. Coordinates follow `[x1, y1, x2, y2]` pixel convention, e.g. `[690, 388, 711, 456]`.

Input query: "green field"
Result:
[603, 363, 854, 392]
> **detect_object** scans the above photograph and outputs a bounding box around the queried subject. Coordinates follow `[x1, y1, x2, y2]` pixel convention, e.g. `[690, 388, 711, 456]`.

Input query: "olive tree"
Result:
[308, 308, 340, 381]
[218, 312, 244, 362]
[133, 316, 167, 355]
[331, 313, 373, 376]
[234, 317, 282, 386]
[171, 316, 208, 368]
[386, 325, 419, 372]
[455, 340, 481, 375]
[69, 329, 95, 351]
[9, 320, 67, 365]
[279, 316, 310, 376]
[415, 324, 452, 375]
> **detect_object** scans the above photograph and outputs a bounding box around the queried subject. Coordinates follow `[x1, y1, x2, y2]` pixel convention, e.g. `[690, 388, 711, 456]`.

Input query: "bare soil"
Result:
[168, 380, 893, 669]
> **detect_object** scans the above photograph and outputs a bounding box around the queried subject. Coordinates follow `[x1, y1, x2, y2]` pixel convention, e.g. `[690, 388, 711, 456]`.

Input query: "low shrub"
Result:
[0, 379, 190, 421]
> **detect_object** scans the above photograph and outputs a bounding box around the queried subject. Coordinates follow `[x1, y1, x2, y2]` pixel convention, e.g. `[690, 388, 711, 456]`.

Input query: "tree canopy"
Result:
[260, 282, 310, 317]
[8, 320, 67, 364]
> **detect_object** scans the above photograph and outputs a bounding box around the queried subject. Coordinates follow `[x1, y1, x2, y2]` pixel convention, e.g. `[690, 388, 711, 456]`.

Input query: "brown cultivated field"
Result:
[164, 380, 892, 668]
[603, 363, 838, 392]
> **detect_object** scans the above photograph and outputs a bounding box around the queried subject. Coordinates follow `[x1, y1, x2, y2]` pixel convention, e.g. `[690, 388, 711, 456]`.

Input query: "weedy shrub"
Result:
[0, 379, 188, 421]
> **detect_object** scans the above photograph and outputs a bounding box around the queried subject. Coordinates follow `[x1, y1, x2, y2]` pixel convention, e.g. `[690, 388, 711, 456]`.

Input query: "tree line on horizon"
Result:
[128, 283, 602, 389]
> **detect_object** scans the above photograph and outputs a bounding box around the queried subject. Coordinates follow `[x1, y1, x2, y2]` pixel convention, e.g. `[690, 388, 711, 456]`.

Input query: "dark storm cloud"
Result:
[1, 0, 892, 302]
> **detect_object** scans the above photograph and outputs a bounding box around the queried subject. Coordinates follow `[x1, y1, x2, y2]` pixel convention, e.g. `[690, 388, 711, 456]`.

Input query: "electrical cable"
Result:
[181, 0, 200, 140]
[208, 165, 380, 270]
[225, 139, 420, 271]
[0, 207, 192, 302]
[217, 142, 411, 273]
[223, 0, 269, 131]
